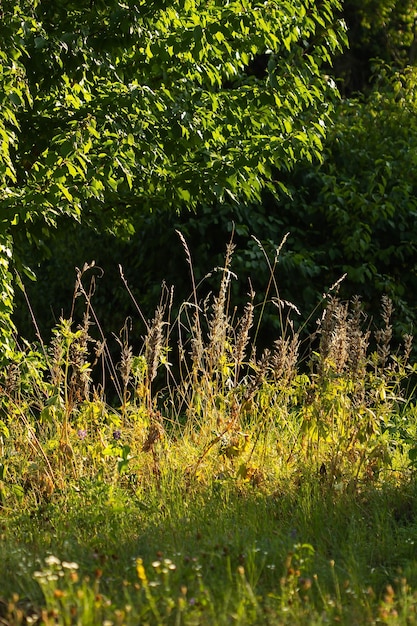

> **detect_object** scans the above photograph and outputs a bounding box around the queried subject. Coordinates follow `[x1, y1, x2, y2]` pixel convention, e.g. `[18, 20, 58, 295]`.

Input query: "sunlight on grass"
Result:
[1, 235, 417, 624]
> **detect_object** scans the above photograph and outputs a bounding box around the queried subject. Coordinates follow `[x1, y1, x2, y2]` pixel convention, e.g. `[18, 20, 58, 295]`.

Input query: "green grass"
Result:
[2, 241, 417, 623]
[2, 473, 417, 624]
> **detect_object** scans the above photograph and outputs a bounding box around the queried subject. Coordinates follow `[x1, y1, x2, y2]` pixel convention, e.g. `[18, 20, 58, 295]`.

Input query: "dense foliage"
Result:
[334, 0, 417, 93]
[1, 0, 347, 357]
[10, 1, 417, 354]
[18, 66, 417, 350]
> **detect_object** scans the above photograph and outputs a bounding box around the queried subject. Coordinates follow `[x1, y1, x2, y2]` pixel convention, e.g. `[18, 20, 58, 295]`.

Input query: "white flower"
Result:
[62, 561, 79, 570]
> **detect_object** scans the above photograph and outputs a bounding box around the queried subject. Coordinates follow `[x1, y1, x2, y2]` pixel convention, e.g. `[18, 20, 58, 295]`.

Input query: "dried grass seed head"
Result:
[375, 296, 394, 370]
[207, 243, 236, 368]
[234, 296, 255, 367]
[271, 333, 299, 382]
[346, 297, 369, 377]
[145, 306, 165, 383]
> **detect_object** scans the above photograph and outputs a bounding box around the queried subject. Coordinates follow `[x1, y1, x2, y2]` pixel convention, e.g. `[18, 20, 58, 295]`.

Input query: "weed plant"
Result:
[1, 235, 417, 624]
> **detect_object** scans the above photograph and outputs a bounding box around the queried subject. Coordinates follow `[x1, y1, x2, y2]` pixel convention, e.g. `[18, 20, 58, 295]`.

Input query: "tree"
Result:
[0, 0, 347, 357]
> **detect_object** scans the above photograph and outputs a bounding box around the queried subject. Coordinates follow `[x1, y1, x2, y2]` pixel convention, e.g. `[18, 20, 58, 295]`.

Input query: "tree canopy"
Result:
[0, 0, 347, 356]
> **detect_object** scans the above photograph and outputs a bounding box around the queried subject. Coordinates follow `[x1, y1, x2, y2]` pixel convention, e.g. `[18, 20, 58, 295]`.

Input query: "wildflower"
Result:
[113, 429, 121, 441]
[136, 558, 147, 583]
[77, 429, 87, 440]
[45, 555, 61, 567]
[62, 561, 79, 570]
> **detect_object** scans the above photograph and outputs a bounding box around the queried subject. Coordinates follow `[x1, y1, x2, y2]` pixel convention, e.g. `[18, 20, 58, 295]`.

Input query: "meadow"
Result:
[1, 237, 417, 625]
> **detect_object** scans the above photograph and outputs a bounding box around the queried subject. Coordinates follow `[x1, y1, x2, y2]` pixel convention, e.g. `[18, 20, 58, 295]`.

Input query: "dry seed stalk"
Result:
[346, 297, 369, 379]
[3, 363, 20, 397]
[145, 306, 165, 384]
[207, 241, 235, 372]
[142, 410, 165, 479]
[69, 314, 92, 404]
[403, 334, 413, 366]
[233, 291, 255, 383]
[50, 329, 65, 388]
[120, 342, 133, 390]
[318, 297, 349, 375]
[375, 296, 393, 371]
[332, 305, 349, 374]
[190, 321, 204, 378]
[271, 332, 299, 383]
[118, 326, 133, 421]
[118, 320, 134, 393]
[142, 411, 165, 452]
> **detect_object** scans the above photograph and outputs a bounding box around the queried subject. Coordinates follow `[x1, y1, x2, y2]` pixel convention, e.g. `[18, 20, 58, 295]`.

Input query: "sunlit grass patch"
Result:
[1, 235, 417, 623]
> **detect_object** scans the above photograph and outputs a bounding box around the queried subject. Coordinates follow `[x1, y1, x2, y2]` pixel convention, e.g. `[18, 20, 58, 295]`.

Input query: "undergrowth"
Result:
[1, 233, 417, 624]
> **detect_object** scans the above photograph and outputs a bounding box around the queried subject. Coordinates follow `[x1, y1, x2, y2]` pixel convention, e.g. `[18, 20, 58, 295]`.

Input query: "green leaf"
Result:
[58, 184, 73, 202]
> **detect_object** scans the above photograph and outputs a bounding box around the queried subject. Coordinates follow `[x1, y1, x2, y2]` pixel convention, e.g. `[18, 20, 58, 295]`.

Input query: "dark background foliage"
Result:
[13, 0, 417, 358]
